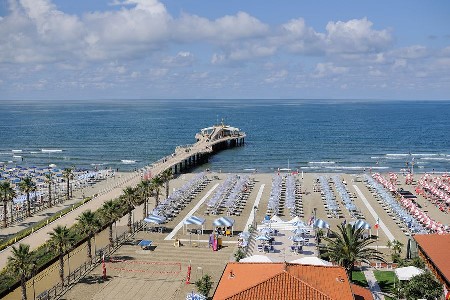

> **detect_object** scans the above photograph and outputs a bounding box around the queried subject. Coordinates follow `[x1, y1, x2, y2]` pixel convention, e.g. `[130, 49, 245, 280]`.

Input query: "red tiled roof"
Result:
[213, 263, 356, 300]
[413, 234, 450, 284]
[351, 283, 374, 300]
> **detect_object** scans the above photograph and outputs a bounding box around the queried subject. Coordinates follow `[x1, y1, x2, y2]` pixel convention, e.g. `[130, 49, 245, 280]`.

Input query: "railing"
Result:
[36, 221, 144, 300]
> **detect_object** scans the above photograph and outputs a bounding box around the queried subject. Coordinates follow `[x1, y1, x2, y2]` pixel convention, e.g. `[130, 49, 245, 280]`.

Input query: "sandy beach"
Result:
[12, 170, 440, 300]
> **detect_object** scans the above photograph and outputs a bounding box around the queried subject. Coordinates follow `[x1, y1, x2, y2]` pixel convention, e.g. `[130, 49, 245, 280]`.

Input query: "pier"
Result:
[147, 123, 246, 176]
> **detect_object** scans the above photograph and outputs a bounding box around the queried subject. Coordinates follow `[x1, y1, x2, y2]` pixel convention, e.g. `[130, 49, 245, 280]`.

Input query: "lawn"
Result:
[374, 270, 396, 295]
[351, 271, 368, 287]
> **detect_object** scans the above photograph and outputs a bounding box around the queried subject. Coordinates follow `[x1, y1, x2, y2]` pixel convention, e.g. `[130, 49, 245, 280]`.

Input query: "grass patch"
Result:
[374, 270, 396, 294]
[351, 271, 368, 287]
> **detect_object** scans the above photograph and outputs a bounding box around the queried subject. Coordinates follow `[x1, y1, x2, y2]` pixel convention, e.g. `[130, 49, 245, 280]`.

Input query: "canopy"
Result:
[144, 215, 166, 225]
[313, 219, 330, 229]
[240, 255, 273, 263]
[290, 257, 332, 266]
[394, 266, 424, 281]
[184, 215, 206, 235]
[213, 217, 235, 235]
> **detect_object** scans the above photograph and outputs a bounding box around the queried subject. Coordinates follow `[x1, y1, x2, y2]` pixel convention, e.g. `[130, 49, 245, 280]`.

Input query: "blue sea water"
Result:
[0, 99, 449, 173]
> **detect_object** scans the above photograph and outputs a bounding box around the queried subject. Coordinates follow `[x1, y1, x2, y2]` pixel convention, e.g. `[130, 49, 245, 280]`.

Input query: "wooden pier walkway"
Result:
[146, 123, 246, 177]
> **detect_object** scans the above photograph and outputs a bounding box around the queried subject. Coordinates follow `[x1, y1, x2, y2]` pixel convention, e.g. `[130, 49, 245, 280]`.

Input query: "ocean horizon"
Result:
[1, 99, 449, 174]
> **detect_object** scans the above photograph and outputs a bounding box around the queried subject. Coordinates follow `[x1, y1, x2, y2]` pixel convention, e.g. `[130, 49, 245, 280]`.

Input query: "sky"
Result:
[0, 0, 449, 100]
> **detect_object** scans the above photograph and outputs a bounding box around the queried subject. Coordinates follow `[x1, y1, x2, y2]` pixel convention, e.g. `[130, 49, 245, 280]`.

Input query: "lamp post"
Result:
[32, 262, 36, 300]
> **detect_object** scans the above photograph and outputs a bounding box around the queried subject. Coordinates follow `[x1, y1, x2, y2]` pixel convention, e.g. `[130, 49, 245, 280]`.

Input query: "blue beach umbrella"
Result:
[288, 235, 304, 242]
[144, 214, 166, 225]
[313, 219, 330, 229]
[255, 235, 270, 241]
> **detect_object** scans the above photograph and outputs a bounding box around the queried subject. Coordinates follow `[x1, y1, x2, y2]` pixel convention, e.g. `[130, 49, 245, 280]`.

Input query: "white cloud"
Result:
[313, 62, 348, 78]
[162, 52, 195, 67]
[265, 69, 288, 83]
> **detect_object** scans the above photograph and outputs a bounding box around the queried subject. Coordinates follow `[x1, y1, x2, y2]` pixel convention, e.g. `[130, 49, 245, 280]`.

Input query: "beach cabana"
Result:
[213, 217, 235, 235]
[351, 219, 371, 230]
[290, 257, 332, 266]
[394, 266, 424, 281]
[183, 215, 205, 234]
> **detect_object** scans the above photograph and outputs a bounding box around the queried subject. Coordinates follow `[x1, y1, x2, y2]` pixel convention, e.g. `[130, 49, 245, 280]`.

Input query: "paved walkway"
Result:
[363, 269, 385, 300]
[353, 185, 395, 242]
[243, 183, 265, 231]
[0, 172, 141, 270]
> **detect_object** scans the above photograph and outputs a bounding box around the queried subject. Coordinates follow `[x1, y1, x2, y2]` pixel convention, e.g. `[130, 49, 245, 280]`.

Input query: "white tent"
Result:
[290, 256, 332, 266]
[240, 255, 273, 263]
[394, 266, 424, 281]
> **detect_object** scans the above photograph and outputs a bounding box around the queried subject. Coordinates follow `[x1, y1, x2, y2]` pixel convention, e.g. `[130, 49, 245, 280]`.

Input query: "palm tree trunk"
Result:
[109, 224, 114, 247]
[21, 275, 27, 300]
[48, 184, 52, 208]
[165, 181, 169, 199]
[155, 190, 160, 209]
[26, 192, 31, 217]
[66, 179, 70, 201]
[87, 236, 92, 260]
[59, 253, 65, 286]
[142, 198, 147, 220]
[128, 211, 132, 233]
[2, 201, 7, 228]
[10, 201, 13, 224]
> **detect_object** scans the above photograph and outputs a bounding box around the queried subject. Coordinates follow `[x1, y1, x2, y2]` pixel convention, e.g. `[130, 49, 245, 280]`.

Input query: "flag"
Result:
[374, 218, 379, 230]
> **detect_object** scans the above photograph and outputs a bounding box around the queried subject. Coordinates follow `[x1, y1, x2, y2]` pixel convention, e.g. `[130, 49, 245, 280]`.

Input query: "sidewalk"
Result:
[363, 269, 385, 300]
[0, 171, 141, 270]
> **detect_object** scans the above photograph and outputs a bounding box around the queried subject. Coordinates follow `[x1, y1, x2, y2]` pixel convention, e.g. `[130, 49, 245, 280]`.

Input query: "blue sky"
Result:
[0, 0, 449, 100]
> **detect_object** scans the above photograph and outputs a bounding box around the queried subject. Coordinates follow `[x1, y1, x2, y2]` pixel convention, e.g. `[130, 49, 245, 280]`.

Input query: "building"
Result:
[213, 262, 373, 300]
[413, 234, 450, 295]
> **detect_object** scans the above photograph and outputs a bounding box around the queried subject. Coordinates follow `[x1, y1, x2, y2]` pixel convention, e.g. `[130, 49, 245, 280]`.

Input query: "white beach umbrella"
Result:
[290, 257, 332, 266]
[240, 255, 273, 263]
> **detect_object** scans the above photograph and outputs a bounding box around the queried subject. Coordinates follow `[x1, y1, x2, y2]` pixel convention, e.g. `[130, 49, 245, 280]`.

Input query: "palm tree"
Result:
[122, 187, 137, 233]
[1, 181, 13, 228]
[62, 168, 74, 202]
[7, 243, 34, 300]
[151, 176, 164, 210]
[137, 180, 152, 219]
[323, 224, 385, 277]
[19, 177, 36, 217]
[1, 181, 16, 227]
[101, 200, 120, 247]
[76, 210, 101, 261]
[44, 173, 53, 207]
[161, 168, 173, 199]
[48, 225, 75, 286]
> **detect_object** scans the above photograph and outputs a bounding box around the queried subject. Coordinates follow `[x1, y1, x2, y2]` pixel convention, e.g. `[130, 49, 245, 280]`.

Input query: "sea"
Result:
[0, 99, 449, 174]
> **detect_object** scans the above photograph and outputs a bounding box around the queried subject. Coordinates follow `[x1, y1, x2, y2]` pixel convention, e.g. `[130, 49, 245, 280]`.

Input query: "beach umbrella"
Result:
[288, 235, 304, 242]
[255, 235, 270, 241]
[292, 228, 308, 235]
[313, 219, 330, 229]
[144, 214, 166, 225]
[259, 227, 272, 234]
[186, 292, 206, 300]
[238, 232, 250, 238]
[183, 215, 205, 234]
[351, 219, 371, 230]
[292, 220, 308, 227]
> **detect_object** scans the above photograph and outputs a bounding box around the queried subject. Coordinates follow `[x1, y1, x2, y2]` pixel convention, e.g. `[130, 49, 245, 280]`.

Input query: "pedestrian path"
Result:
[243, 184, 265, 231]
[353, 185, 395, 241]
[363, 269, 385, 300]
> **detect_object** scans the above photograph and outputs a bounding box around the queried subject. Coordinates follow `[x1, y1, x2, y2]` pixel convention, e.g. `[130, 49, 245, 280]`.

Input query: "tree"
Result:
[76, 210, 101, 261]
[195, 274, 213, 297]
[151, 176, 164, 209]
[137, 180, 152, 219]
[122, 187, 137, 233]
[44, 173, 53, 207]
[48, 225, 75, 286]
[101, 200, 121, 247]
[7, 243, 34, 300]
[161, 168, 173, 199]
[1, 181, 16, 228]
[402, 272, 443, 300]
[234, 248, 245, 262]
[323, 224, 385, 277]
[19, 176, 36, 217]
[387, 240, 404, 263]
[62, 168, 74, 202]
